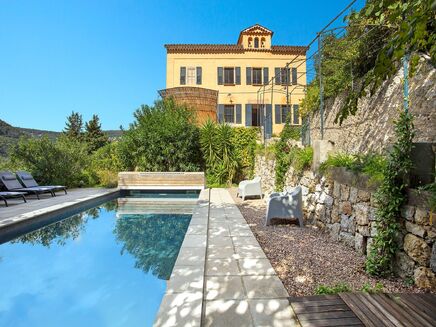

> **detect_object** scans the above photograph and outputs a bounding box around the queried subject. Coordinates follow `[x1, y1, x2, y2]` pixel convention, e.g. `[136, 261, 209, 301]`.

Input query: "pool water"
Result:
[0, 198, 192, 327]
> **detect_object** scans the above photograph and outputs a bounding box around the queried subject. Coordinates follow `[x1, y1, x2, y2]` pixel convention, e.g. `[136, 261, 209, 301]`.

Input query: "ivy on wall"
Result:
[366, 110, 415, 276]
[274, 119, 312, 191]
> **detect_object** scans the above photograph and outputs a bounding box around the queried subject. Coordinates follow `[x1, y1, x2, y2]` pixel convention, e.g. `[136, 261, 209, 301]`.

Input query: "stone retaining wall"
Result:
[255, 155, 436, 289]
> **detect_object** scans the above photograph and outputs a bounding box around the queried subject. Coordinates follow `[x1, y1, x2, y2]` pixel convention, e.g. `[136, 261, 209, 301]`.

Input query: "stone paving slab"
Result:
[155, 188, 297, 326]
[203, 188, 297, 327]
[154, 189, 210, 327]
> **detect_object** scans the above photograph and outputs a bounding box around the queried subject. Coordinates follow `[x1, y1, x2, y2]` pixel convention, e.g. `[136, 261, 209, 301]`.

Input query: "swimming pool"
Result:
[0, 192, 197, 327]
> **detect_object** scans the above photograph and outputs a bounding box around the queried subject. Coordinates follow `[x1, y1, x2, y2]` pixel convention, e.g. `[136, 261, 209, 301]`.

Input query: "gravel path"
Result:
[228, 187, 422, 296]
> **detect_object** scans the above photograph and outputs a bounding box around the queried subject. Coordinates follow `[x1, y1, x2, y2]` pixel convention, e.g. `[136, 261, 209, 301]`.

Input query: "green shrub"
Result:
[319, 153, 356, 173]
[255, 143, 275, 160]
[292, 147, 314, 174]
[320, 152, 387, 184]
[360, 282, 384, 294]
[118, 98, 202, 172]
[315, 283, 351, 295]
[87, 142, 123, 187]
[232, 127, 259, 180]
[315, 282, 384, 295]
[9, 135, 89, 187]
[274, 118, 313, 191]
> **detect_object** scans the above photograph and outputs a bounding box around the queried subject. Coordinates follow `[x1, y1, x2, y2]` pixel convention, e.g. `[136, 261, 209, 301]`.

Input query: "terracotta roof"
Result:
[164, 44, 308, 55]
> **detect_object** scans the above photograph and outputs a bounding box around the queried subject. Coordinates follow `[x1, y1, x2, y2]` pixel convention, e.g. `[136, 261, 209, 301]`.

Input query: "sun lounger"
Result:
[0, 171, 55, 199]
[0, 191, 27, 207]
[266, 185, 303, 227]
[16, 171, 67, 195]
[237, 176, 262, 200]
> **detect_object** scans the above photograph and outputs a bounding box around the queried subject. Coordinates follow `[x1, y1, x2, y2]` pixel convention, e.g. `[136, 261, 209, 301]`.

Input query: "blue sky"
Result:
[0, 0, 365, 131]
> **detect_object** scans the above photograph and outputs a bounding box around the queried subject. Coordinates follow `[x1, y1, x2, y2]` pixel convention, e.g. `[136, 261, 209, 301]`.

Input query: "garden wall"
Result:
[255, 155, 436, 289]
[309, 58, 436, 154]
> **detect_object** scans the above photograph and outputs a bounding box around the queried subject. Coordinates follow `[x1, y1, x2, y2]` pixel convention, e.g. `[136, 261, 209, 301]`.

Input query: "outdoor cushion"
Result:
[15, 171, 67, 195]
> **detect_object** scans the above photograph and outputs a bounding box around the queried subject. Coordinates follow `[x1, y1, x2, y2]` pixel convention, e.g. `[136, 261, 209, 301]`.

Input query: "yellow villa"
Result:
[164, 24, 307, 137]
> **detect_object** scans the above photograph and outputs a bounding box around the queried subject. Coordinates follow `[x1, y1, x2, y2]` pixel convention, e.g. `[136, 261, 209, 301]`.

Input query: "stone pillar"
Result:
[312, 139, 335, 171]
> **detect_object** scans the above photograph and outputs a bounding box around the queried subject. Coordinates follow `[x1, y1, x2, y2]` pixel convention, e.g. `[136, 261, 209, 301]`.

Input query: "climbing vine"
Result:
[366, 110, 415, 276]
[274, 118, 313, 191]
[300, 0, 435, 123]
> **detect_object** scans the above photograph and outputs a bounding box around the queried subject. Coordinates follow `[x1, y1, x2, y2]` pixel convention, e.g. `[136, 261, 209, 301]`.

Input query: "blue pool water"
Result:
[0, 198, 192, 327]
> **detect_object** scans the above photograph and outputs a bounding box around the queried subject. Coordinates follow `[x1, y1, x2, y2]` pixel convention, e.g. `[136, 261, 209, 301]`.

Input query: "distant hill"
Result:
[0, 119, 123, 157]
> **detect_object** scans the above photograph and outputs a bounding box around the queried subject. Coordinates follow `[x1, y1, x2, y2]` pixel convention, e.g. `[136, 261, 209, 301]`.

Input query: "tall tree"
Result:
[63, 111, 83, 140]
[84, 114, 109, 152]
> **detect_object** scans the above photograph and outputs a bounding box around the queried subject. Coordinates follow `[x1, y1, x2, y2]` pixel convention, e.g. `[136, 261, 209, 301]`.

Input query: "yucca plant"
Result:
[199, 121, 239, 186]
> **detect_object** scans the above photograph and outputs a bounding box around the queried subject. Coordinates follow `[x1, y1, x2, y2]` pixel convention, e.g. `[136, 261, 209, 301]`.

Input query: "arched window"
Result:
[254, 37, 259, 48]
[261, 37, 266, 48]
[248, 37, 253, 48]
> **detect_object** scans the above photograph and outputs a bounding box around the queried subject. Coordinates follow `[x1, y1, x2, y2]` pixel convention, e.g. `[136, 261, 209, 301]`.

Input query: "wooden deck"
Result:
[289, 293, 436, 327]
[289, 295, 363, 327]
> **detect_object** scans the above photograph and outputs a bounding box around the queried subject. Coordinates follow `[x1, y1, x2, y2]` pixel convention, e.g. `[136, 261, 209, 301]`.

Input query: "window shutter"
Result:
[217, 104, 224, 123]
[180, 67, 186, 85]
[245, 104, 252, 126]
[292, 68, 297, 85]
[246, 67, 252, 85]
[196, 67, 202, 85]
[263, 67, 269, 85]
[286, 68, 291, 85]
[275, 105, 281, 124]
[293, 104, 300, 124]
[274, 68, 281, 84]
[235, 104, 242, 124]
[235, 67, 241, 85]
[217, 67, 223, 85]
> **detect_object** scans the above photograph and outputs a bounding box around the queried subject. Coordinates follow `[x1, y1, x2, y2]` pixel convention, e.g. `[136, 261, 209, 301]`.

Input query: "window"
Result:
[186, 67, 196, 85]
[261, 37, 265, 48]
[248, 37, 253, 48]
[180, 66, 202, 85]
[280, 68, 289, 85]
[180, 67, 186, 85]
[252, 105, 261, 126]
[224, 105, 234, 123]
[281, 105, 290, 123]
[224, 67, 235, 84]
[252, 68, 262, 85]
[254, 37, 259, 48]
[275, 67, 291, 85]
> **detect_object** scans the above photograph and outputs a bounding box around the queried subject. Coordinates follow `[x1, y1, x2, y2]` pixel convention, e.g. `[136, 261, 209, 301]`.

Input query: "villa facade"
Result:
[164, 24, 307, 136]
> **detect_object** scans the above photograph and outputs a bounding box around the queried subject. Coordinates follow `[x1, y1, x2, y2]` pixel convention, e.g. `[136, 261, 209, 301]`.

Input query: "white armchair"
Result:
[265, 185, 303, 227]
[237, 176, 262, 200]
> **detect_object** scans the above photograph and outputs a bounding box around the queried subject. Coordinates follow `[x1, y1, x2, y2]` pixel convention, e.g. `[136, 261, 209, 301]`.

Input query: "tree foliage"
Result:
[118, 98, 202, 172]
[63, 111, 83, 140]
[84, 114, 109, 153]
[9, 135, 90, 187]
[114, 214, 191, 280]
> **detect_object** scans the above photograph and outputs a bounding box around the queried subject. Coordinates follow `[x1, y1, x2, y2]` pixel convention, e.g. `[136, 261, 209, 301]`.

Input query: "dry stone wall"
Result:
[309, 58, 435, 154]
[255, 156, 436, 290]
